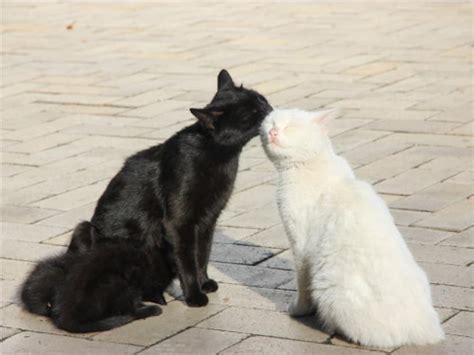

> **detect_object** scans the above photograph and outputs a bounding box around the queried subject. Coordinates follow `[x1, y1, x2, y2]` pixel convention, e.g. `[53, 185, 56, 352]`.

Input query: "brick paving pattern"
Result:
[1, 1, 473, 354]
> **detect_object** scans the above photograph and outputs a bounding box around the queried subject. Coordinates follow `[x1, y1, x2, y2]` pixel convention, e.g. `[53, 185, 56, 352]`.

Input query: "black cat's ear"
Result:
[190, 108, 223, 130]
[217, 69, 235, 91]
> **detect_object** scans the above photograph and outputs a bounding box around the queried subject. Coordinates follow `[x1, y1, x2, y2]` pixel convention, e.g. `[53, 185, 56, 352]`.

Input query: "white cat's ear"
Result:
[311, 108, 338, 127]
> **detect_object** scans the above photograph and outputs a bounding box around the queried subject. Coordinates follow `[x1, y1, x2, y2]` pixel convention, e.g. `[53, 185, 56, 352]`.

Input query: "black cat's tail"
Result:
[54, 315, 135, 333]
[20, 256, 68, 316]
[53, 305, 161, 333]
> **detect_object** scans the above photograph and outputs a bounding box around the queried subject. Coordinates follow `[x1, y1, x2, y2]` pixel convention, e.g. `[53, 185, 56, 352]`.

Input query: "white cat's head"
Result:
[260, 108, 337, 164]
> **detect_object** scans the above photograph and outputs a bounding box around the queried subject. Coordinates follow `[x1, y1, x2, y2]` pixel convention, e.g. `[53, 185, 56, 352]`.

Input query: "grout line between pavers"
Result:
[134, 305, 231, 354]
[328, 335, 393, 355]
[199, 324, 394, 355]
[408, 224, 470, 234]
[443, 332, 474, 339]
[0, 326, 120, 345]
[441, 309, 462, 325]
[252, 248, 288, 267]
[434, 234, 464, 247]
[216, 334, 253, 355]
[429, 282, 473, 290]
[34, 100, 134, 109]
[24, 177, 110, 206]
[40, 228, 74, 245]
[0, 327, 24, 343]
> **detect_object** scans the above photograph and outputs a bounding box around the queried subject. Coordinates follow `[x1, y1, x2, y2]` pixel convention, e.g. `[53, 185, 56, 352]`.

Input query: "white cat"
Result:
[260, 108, 444, 349]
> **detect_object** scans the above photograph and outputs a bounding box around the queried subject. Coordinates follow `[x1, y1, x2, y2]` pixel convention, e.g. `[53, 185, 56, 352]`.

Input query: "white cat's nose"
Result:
[269, 128, 278, 138]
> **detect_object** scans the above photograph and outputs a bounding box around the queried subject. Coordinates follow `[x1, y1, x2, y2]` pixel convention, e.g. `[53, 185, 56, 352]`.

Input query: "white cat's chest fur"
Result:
[277, 169, 320, 254]
[276, 156, 353, 255]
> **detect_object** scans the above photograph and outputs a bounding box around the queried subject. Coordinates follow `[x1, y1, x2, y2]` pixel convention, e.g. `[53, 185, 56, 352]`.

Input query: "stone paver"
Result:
[1, 1, 472, 354]
[221, 336, 385, 355]
[440, 227, 474, 248]
[415, 198, 474, 232]
[1, 332, 141, 354]
[1, 239, 66, 262]
[237, 223, 290, 249]
[93, 301, 225, 347]
[0, 327, 21, 342]
[0, 304, 93, 338]
[420, 262, 473, 289]
[198, 307, 329, 343]
[397, 226, 453, 246]
[393, 335, 474, 355]
[431, 285, 474, 311]
[389, 182, 471, 211]
[408, 244, 474, 266]
[444, 311, 474, 338]
[207, 282, 295, 312]
[1, 222, 68, 243]
[210, 243, 280, 265]
[140, 328, 247, 355]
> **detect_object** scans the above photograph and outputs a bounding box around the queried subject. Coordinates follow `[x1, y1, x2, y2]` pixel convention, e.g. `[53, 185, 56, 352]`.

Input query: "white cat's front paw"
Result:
[288, 298, 313, 317]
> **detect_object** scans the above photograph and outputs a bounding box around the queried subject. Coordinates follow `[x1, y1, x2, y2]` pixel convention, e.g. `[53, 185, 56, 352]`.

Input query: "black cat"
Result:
[20, 221, 172, 333]
[68, 70, 272, 307]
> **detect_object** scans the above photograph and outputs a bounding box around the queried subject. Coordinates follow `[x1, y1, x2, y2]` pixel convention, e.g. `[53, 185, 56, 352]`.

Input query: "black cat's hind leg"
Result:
[67, 221, 97, 254]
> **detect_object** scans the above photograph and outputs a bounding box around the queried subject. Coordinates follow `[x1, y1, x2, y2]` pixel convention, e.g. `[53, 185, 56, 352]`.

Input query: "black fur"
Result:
[69, 70, 272, 307]
[20, 222, 172, 333]
[20, 253, 72, 317]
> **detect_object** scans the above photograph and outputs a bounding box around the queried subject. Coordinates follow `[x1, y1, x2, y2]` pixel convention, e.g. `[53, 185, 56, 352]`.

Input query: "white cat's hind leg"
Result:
[288, 260, 314, 317]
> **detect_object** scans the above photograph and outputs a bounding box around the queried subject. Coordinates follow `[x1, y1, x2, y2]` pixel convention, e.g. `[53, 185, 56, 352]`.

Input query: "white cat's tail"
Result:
[316, 295, 445, 349]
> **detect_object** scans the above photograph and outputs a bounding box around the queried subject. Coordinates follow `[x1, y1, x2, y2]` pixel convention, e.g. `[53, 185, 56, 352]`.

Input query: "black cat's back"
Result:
[91, 144, 165, 245]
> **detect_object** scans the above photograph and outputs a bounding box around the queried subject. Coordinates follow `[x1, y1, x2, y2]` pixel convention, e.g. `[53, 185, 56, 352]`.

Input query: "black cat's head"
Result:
[190, 69, 272, 147]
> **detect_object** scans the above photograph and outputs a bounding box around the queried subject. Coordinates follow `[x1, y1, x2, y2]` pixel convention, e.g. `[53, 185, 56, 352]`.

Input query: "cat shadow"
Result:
[188, 230, 330, 336]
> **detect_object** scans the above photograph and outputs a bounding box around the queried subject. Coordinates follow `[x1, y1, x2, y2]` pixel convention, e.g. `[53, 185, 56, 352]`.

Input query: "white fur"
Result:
[260, 108, 444, 349]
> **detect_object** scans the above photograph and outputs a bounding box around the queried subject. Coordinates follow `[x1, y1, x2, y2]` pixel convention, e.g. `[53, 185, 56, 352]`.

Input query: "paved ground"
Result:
[1, 1, 473, 354]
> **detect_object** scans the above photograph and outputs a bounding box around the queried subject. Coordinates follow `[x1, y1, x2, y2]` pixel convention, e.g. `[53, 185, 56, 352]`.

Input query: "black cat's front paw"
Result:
[185, 292, 208, 307]
[201, 279, 218, 293]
